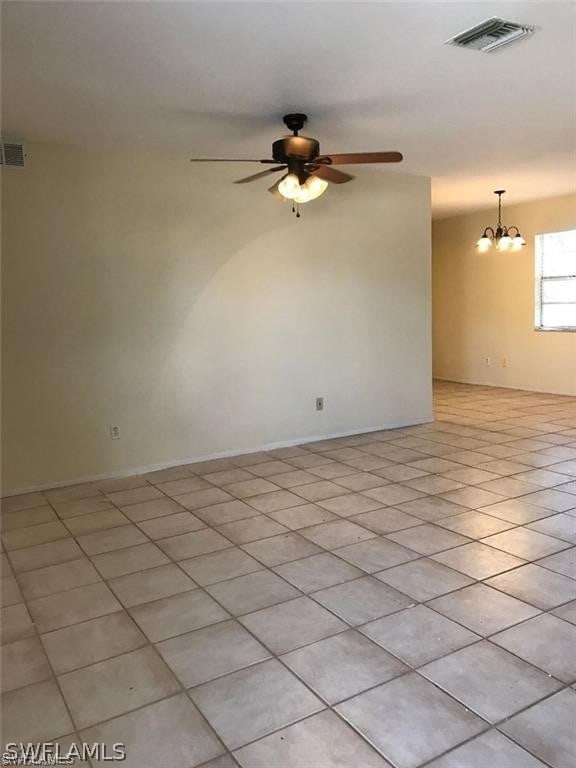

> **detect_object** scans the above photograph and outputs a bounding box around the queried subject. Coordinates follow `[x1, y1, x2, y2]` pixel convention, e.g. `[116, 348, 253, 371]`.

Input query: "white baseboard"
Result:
[434, 376, 576, 398]
[3, 415, 433, 497]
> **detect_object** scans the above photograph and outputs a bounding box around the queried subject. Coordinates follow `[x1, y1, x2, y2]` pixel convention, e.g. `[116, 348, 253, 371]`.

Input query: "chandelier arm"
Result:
[506, 225, 521, 236]
[484, 226, 496, 239]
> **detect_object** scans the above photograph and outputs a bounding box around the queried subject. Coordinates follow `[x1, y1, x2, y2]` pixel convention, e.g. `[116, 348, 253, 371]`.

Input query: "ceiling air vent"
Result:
[0, 142, 25, 167]
[446, 17, 536, 52]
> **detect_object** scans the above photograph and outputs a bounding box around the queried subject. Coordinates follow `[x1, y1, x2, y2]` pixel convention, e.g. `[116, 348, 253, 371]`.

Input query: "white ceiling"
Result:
[3, 1, 575, 217]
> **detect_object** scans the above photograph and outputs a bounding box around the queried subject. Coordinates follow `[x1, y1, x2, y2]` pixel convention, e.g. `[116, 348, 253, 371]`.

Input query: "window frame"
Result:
[534, 229, 576, 333]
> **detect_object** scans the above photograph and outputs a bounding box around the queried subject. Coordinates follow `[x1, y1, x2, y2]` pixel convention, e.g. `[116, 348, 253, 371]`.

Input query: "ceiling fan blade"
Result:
[189, 158, 278, 163]
[309, 165, 354, 184]
[234, 166, 287, 184]
[316, 152, 403, 165]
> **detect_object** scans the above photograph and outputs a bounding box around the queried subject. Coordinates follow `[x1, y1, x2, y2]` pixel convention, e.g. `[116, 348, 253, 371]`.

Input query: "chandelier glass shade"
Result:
[476, 190, 526, 252]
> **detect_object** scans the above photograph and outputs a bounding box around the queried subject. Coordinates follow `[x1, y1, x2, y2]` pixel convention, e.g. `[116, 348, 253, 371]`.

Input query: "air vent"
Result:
[446, 17, 536, 52]
[0, 142, 25, 167]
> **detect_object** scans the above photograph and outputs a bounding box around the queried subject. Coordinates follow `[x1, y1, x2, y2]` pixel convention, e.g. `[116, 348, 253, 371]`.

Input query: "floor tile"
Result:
[479, 499, 555, 524]
[403, 476, 465, 495]
[241, 533, 321, 566]
[202, 469, 255, 487]
[216, 516, 288, 544]
[2, 520, 70, 552]
[432, 541, 526, 579]
[106, 485, 164, 507]
[376, 465, 430, 482]
[361, 605, 479, 666]
[284, 629, 407, 704]
[486, 563, 576, 609]
[59, 646, 180, 729]
[420, 640, 561, 723]
[300, 520, 377, 549]
[1, 492, 46, 514]
[435, 510, 514, 538]
[426, 730, 547, 768]
[350, 507, 424, 535]
[1, 636, 51, 692]
[333, 537, 419, 572]
[274, 552, 363, 593]
[189, 659, 324, 750]
[180, 547, 263, 586]
[250, 460, 302, 477]
[171, 487, 233, 511]
[45, 483, 100, 504]
[481, 527, 571, 560]
[17, 558, 101, 600]
[267, 503, 337, 529]
[336, 672, 485, 768]
[41, 611, 147, 674]
[528, 512, 576, 543]
[439, 486, 507, 509]
[317, 493, 384, 517]
[95, 475, 148, 493]
[396, 497, 468, 522]
[0, 603, 35, 645]
[224, 477, 280, 499]
[233, 709, 391, 768]
[53, 497, 114, 519]
[63, 508, 129, 535]
[386, 524, 470, 555]
[289, 480, 348, 502]
[195, 500, 262, 526]
[334, 472, 389, 491]
[91, 542, 170, 578]
[362, 484, 425, 506]
[0, 571, 23, 608]
[76, 524, 148, 555]
[129, 589, 228, 641]
[28, 581, 122, 632]
[500, 688, 576, 768]
[157, 619, 270, 688]
[266, 470, 319, 488]
[0, 680, 73, 743]
[239, 596, 346, 653]
[245, 490, 306, 514]
[522, 489, 576, 512]
[158, 528, 232, 560]
[8, 537, 84, 573]
[535, 547, 576, 579]
[428, 584, 541, 636]
[407, 458, 466, 474]
[375, 558, 474, 601]
[121, 497, 187, 523]
[552, 600, 576, 624]
[1, 505, 57, 532]
[142, 465, 193, 483]
[313, 577, 413, 625]
[492, 613, 576, 682]
[441, 467, 502, 485]
[80, 694, 224, 768]
[108, 563, 197, 606]
[206, 570, 299, 615]
[137, 511, 205, 539]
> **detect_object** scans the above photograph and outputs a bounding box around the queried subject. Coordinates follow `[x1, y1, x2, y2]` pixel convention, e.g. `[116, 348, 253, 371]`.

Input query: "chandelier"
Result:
[476, 190, 526, 252]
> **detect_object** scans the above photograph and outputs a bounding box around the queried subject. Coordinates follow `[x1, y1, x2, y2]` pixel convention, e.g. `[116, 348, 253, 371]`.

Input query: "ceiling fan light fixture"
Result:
[294, 175, 328, 203]
[277, 173, 301, 199]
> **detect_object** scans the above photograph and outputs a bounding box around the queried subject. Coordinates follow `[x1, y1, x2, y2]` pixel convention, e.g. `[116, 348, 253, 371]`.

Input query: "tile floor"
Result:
[2, 380, 576, 768]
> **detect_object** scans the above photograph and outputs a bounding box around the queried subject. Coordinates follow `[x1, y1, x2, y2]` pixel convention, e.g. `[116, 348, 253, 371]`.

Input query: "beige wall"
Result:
[433, 194, 576, 395]
[1, 141, 432, 493]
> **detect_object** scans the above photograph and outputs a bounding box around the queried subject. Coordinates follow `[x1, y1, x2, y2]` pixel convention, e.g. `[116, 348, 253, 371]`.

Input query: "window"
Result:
[535, 229, 576, 331]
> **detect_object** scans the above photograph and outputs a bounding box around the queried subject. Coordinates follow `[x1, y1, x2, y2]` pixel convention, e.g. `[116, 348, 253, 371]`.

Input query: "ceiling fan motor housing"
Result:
[272, 136, 320, 164]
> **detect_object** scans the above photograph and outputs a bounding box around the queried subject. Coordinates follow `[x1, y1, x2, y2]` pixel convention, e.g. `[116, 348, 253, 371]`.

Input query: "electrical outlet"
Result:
[315, 397, 324, 411]
[485, 356, 491, 366]
[109, 425, 121, 440]
[501, 358, 508, 368]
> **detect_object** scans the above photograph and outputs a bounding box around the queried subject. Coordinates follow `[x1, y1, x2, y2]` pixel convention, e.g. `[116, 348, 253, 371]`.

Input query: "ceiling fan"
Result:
[190, 113, 403, 216]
